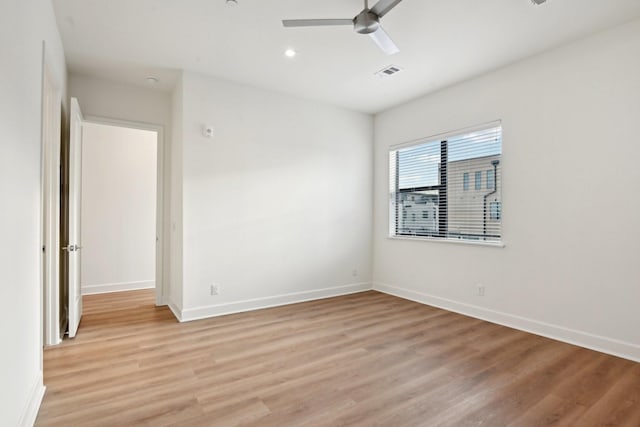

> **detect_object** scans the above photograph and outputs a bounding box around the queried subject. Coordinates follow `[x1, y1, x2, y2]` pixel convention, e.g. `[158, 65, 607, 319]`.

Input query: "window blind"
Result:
[389, 123, 502, 243]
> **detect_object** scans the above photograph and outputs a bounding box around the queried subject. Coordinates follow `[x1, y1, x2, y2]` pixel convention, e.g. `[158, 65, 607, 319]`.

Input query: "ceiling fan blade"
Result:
[370, 0, 403, 18]
[369, 26, 399, 55]
[282, 19, 353, 28]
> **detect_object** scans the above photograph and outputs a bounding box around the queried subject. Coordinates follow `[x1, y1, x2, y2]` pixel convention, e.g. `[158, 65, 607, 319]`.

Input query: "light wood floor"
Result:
[36, 290, 639, 426]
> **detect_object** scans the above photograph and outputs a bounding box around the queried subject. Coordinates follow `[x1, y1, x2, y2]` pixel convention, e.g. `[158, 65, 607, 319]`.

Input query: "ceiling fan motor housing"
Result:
[354, 11, 380, 34]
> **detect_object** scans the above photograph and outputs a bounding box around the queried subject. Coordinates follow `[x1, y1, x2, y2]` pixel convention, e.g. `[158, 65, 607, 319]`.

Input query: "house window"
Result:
[389, 122, 502, 243]
[490, 201, 501, 220]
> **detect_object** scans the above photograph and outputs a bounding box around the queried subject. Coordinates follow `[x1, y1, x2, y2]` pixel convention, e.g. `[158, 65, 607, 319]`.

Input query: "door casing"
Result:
[41, 44, 62, 347]
[81, 116, 166, 306]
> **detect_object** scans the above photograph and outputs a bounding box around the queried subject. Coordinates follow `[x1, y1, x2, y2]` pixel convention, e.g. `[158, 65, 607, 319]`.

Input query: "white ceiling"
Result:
[52, 0, 640, 114]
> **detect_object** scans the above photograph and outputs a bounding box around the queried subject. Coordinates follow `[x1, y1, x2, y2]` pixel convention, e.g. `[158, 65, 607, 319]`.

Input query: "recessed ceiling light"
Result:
[145, 76, 159, 85]
[284, 49, 297, 58]
[226, 0, 238, 6]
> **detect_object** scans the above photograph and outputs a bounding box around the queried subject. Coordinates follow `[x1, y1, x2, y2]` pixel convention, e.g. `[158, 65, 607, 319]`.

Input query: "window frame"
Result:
[474, 171, 482, 190]
[486, 169, 495, 190]
[489, 201, 502, 221]
[388, 120, 504, 247]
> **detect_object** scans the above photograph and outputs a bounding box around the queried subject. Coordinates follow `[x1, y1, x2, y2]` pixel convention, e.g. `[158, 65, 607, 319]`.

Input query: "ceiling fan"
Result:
[282, 0, 404, 55]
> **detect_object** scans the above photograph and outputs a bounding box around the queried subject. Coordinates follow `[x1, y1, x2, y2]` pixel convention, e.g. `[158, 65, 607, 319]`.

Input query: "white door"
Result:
[68, 97, 84, 338]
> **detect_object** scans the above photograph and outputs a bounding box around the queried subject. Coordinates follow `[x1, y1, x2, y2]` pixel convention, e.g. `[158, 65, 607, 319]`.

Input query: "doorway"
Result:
[80, 118, 165, 306]
[42, 105, 166, 344]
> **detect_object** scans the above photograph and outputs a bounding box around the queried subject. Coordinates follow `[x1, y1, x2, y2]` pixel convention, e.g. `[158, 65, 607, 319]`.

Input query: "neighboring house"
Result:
[397, 154, 501, 241]
[448, 154, 502, 240]
[397, 192, 439, 234]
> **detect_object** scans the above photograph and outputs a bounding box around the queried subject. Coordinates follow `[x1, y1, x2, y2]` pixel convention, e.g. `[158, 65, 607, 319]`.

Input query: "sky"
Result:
[397, 127, 502, 189]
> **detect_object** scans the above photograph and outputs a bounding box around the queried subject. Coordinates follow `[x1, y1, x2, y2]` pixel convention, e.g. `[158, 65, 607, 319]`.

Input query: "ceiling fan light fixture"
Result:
[354, 11, 380, 34]
[282, 0, 403, 54]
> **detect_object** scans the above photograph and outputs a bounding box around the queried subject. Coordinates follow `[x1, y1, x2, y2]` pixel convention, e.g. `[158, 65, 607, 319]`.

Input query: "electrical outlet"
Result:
[210, 284, 220, 296]
[477, 284, 485, 297]
[352, 269, 358, 277]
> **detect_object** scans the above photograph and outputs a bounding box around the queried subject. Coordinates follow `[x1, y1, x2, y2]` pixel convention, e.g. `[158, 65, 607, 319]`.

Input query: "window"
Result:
[490, 201, 501, 220]
[389, 123, 502, 243]
[487, 169, 495, 189]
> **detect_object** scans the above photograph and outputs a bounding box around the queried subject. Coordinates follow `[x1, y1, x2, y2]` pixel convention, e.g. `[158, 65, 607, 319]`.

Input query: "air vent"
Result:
[375, 65, 403, 78]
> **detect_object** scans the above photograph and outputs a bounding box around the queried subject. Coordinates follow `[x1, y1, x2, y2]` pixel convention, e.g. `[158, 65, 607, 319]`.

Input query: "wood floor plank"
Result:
[36, 289, 640, 426]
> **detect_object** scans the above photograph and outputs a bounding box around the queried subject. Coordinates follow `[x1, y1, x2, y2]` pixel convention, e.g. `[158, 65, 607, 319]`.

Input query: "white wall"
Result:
[69, 74, 172, 127]
[69, 74, 172, 304]
[0, 0, 67, 425]
[81, 123, 157, 294]
[176, 72, 373, 320]
[373, 19, 640, 361]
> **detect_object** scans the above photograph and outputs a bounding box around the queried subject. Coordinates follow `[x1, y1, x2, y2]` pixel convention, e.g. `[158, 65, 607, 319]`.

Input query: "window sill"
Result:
[387, 235, 505, 248]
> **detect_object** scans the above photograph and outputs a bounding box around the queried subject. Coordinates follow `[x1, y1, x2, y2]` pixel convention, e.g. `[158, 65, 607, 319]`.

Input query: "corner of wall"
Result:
[169, 72, 184, 310]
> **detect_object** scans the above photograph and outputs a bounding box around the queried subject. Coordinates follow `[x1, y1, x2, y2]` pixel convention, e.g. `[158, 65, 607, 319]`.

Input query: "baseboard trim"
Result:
[19, 371, 45, 427]
[178, 282, 372, 322]
[168, 300, 183, 322]
[373, 282, 640, 363]
[82, 280, 155, 295]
